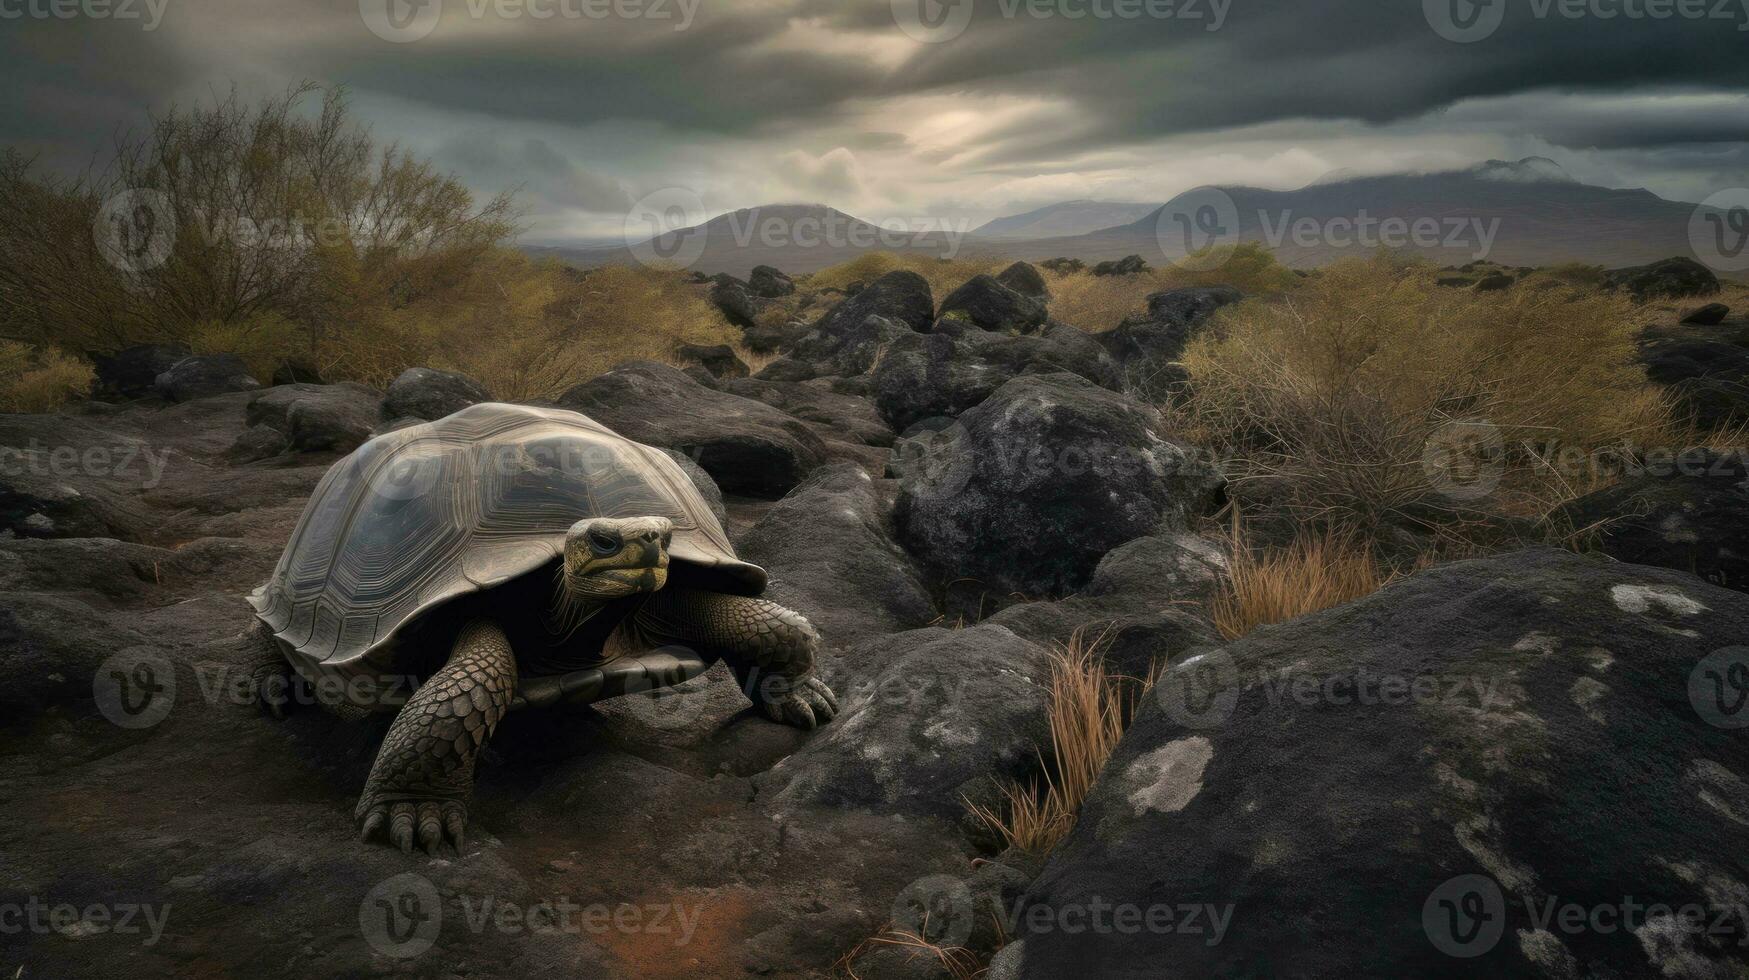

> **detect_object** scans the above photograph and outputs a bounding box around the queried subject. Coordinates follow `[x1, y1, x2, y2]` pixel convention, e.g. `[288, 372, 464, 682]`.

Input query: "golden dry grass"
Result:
[967, 627, 1156, 854]
[1210, 517, 1395, 639]
[1178, 253, 1677, 532]
[803, 251, 1004, 305]
[1043, 242, 1298, 333]
[841, 929, 985, 980]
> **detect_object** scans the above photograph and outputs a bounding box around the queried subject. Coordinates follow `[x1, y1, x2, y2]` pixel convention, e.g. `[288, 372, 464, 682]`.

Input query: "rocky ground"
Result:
[4, 260, 1749, 978]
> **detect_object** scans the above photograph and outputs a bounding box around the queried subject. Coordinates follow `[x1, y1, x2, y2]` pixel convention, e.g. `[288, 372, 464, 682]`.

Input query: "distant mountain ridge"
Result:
[970, 200, 1160, 239]
[527, 161, 1712, 276]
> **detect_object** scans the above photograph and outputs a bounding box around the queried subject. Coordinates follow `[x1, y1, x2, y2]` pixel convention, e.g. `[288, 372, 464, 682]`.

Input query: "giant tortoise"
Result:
[247, 402, 838, 853]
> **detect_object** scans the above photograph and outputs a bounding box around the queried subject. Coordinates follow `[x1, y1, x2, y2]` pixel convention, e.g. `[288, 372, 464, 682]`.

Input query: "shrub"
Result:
[0, 342, 94, 413]
[1178, 254, 1672, 534]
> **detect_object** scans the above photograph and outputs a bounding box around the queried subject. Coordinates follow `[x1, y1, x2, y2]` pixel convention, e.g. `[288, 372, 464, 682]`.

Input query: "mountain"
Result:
[970, 200, 1160, 239]
[528, 161, 1713, 277]
[1006, 159, 1704, 270]
[529, 203, 971, 279]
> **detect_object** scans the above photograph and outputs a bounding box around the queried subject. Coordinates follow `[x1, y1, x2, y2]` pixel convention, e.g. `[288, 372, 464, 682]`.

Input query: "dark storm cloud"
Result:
[0, 0, 1743, 220]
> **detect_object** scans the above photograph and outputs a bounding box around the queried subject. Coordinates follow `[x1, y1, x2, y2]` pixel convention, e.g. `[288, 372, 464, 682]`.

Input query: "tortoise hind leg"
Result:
[633, 588, 839, 729]
[356, 619, 516, 855]
[246, 620, 299, 719]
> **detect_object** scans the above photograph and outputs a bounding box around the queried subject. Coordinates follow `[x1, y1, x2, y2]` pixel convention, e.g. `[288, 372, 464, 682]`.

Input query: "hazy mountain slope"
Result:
[971, 200, 1160, 239]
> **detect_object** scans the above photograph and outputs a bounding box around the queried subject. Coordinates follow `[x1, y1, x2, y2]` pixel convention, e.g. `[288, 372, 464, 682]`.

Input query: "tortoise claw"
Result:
[764, 676, 837, 731]
[359, 808, 387, 843]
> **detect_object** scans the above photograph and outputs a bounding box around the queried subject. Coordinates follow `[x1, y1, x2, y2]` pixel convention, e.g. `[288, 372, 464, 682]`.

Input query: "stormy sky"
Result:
[2, 0, 1745, 240]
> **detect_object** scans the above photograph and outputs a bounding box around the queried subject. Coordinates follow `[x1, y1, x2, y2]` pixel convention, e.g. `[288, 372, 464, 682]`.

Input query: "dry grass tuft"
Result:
[968, 627, 1155, 854]
[1210, 515, 1395, 639]
[841, 928, 985, 980]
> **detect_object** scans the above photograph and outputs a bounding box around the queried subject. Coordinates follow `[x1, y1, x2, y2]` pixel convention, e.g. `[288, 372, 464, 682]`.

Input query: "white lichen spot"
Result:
[1126, 736, 1214, 816]
[1585, 648, 1615, 672]
[1569, 677, 1608, 724]
[1610, 584, 1708, 617]
[1657, 513, 1699, 544]
[1516, 929, 1579, 980]
[1513, 632, 1560, 656]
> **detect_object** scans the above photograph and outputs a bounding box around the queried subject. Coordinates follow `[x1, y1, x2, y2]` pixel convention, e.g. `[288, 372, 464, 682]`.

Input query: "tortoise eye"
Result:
[587, 530, 620, 556]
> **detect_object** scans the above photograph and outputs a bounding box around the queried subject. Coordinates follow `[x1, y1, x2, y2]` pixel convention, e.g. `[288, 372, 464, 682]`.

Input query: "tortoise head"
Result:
[561, 516, 674, 600]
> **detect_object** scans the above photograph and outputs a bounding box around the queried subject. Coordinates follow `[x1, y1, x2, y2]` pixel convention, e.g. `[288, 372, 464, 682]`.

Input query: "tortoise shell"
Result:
[248, 402, 764, 693]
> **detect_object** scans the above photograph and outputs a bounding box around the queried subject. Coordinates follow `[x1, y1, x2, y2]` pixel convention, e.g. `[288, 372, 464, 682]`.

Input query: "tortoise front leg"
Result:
[634, 588, 839, 729]
[356, 619, 516, 855]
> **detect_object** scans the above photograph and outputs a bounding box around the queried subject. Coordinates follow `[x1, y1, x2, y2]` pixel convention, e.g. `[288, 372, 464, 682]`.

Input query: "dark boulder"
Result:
[938, 275, 1048, 334]
[753, 358, 820, 383]
[1017, 548, 1749, 978]
[813, 270, 934, 336]
[1094, 286, 1240, 400]
[244, 383, 381, 453]
[1473, 271, 1514, 291]
[225, 424, 290, 463]
[895, 372, 1223, 596]
[1683, 303, 1731, 326]
[986, 531, 1227, 678]
[1637, 334, 1749, 429]
[723, 377, 895, 447]
[759, 623, 1053, 820]
[872, 323, 1122, 432]
[1039, 257, 1084, 275]
[557, 360, 827, 498]
[737, 463, 934, 646]
[1555, 448, 1749, 592]
[789, 313, 912, 378]
[1141, 286, 1243, 330]
[381, 367, 492, 422]
[749, 264, 796, 298]
[709, 274, 759, 329]
[89, 344, 188, 401]
[154, 355, 261, 402]
[743, 320, 808, 355]
[996, 261, 1050, 300]
[1091, 254, 1148, 277]
[675, 343, 750, 380]
[1606, 257, 1721, 302]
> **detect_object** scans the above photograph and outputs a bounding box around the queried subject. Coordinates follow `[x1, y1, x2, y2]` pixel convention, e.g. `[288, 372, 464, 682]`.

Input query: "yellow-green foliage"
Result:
[0, 342, 94, 413]
[1180, 254, 1672, 528]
